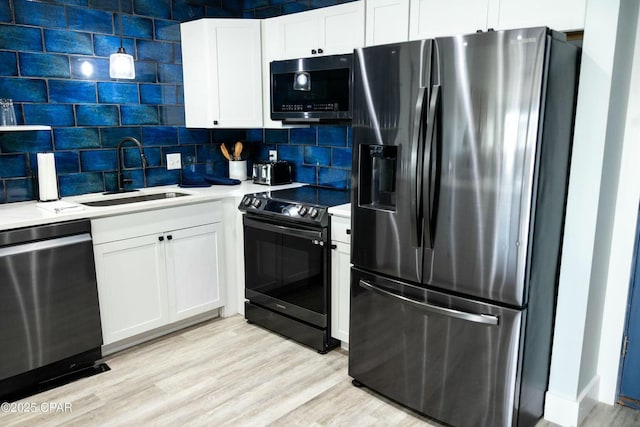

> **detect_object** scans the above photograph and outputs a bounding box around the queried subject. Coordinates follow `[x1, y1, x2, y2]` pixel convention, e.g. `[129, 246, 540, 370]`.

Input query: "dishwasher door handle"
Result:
[0, 234, 92, 257]
[359, 279, 499, 326]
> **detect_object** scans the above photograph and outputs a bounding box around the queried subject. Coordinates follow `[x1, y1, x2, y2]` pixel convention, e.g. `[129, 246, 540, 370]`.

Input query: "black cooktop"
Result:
[238, 185, 350, 226]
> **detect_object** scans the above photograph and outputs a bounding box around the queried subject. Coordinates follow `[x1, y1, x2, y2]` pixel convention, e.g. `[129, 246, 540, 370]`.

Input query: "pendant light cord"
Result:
[118, 0, 124, 51]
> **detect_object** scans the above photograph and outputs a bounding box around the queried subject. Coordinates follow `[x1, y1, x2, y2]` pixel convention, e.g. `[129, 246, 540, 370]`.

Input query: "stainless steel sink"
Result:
[80, 192, 190, 207]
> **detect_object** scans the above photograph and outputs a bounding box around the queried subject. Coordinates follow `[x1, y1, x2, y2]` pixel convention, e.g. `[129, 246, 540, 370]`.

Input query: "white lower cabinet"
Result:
[92, 203, 225, 346]
[330, 215, 351, 344]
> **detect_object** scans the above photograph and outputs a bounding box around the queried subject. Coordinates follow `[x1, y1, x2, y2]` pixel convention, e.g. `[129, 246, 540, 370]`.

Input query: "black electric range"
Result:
[238, 185, 350, 353]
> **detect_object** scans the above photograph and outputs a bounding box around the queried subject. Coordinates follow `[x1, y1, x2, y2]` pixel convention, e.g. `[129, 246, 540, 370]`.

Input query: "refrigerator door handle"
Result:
[359, 279, 499, 326]
[423, 84, 441, 249]
[409, 86, 427, 248]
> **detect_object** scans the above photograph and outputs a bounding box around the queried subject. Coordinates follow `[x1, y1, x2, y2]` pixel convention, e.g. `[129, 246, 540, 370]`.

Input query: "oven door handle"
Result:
[244, 217, 324, 241]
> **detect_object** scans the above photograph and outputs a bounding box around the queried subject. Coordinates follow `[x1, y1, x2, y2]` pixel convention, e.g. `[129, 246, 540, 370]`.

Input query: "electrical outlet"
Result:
[166, 153, 181, 170]
[269, 150, 278, 162]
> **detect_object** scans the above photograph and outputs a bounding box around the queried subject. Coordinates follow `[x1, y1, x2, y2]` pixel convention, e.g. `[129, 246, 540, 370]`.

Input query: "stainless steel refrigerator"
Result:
[348, 27, 580, 427]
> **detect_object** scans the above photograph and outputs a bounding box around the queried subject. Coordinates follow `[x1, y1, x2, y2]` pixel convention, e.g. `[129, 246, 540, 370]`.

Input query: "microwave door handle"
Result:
[359, 280, 499, 326]
[410, 86, 427, 248]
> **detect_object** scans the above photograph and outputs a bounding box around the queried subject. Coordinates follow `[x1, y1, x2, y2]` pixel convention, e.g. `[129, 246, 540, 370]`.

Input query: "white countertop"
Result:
[0, 181, 303, 231]
[328, 203, 351, 218]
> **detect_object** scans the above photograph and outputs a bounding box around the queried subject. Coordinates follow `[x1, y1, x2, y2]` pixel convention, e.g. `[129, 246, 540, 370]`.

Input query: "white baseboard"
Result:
[544, 375, 600, 426]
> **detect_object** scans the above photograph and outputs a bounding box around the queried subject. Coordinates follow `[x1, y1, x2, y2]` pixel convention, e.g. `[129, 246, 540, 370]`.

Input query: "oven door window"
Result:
[244, 220, 326, 315]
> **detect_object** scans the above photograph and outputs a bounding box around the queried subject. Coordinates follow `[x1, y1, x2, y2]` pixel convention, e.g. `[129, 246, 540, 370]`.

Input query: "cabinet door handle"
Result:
[318, 48, 323, 54]
[158, 236, 164, 242]
[167, 235, 173, 241]
[311, 49, 317, 54]
[213, 120, 218, 125]
[346, 229, 351, 235]
[330, 244, 337, 250]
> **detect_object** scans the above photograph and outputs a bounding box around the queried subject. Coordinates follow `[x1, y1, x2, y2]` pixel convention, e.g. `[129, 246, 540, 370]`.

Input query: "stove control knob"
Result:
[243, 197, 252, 206]
[309, 208, 318, 219]
[251, 198, 262, 208]
[297, 206, 308, 216]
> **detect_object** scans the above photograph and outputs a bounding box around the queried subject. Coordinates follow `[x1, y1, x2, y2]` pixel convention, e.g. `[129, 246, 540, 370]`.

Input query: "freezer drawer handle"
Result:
[359, 280, 499, 326]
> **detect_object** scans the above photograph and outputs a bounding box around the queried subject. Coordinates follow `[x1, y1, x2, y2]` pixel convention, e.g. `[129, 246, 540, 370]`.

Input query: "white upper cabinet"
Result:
[365, 0, 410, 45]
[266, 1, 365, 60]
[409, 0, 490, 40]
[488, 0, 587, 32]
[181, 19, 262, 128]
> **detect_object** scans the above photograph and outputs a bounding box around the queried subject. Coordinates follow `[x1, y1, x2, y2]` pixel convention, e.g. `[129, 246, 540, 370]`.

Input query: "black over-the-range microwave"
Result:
[270, 53, 353, 123]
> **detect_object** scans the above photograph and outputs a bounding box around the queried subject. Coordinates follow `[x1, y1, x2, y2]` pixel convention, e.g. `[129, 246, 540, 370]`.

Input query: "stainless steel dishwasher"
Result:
[0, 219, 106, 401]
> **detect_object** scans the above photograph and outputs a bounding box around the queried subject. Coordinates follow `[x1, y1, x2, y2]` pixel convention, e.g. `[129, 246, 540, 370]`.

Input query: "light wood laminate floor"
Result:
[1, 316, 638, 427]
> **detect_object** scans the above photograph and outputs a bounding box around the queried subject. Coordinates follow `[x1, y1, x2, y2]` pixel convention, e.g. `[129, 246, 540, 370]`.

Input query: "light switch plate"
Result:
[166, 153, 181, 170]
[269, 150, 277, 162]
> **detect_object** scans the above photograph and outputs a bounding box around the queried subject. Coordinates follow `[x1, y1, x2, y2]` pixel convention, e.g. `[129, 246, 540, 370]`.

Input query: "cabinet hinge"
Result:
[622, 336, 629, 358]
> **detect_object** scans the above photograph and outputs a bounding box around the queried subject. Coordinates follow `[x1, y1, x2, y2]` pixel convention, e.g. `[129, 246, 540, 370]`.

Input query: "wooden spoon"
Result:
[233, 141, 243, 161]
[220, 143, 232, 161]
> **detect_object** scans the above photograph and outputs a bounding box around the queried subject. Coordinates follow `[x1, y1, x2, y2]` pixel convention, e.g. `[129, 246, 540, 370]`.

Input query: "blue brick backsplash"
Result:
[0, 0, 353, 203]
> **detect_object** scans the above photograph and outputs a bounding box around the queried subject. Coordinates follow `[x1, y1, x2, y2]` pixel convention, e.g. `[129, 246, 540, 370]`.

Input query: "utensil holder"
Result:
[229, 160, 247, 181]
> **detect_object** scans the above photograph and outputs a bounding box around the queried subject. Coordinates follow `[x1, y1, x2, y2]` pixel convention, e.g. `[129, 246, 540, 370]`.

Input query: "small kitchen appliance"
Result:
[252, 161, 292, 186]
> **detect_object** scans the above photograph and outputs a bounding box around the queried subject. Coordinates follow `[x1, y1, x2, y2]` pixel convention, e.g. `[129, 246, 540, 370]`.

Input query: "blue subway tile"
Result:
[253, 143, 276, 161]
[318, 125, 348, 146]
[133, 61, 158, 83]
[172, 0, 205, 21]
[294, 165, 317, 185]
[23, 104, 75, 126]
[44, 29, 93, 55]
[69, 57, 111, 81]
[212, 129, 246, 144]
[18, 53, 70, 78]
[135, 147, 161, 167]
[347, 126, 353, 146]
[178, 128, 210, 145]
[173, 44, 182, 64]
[161, 85, 178, 104]
[56, 0, 90, 6]
[318, 167, 349, 189]
[332, 147, 352, 168]
[205, 6, 236, 17]
[155, 20, 181, 42]
[0, 154, 28, 178]
[121, 146, 151, 168]
[0, 1, 10, 23]
[54, 128, 101, 150]
[277, 145, 303, 163]
[254, 6, 281, 18]
[139, 84, 162, 104]
[134, 0, 171, 19]
[146, 167, 179, 186]
[53, 151, 80, 174]
[265, 129, 288, 144]
[159, 106, 185, 126]
[245, 129, 263, 143]
[97, 82, 139, 104]
[0, 78, 47, 102]
[304, 146, 330, 166]
[0, 24, 43, 52]
[93, 34, 135, 57]
[122, 15, 153, 39]
[49, 80, 97, 103]
[0, 131, 53, 153]
[290, 127, 316, 145]
[121, 105, 158, 125]
[88, 0, 120, 12]
[76, 105, 120, 126]
[80, 150, 117, 172]
[244, 0, 268, 9]
[99, 127, 142, 148]
[158, 63, 183, 83]
[196, 144, 222, 163]
[309, 0, 340, 8]
[176, 85, 184, 103]
[14, 0, 66, 28]
[67, 7, 113, 34]
[137, 40, 174, 63]
[6, 178, 34, 202]
[59, 172, 104, 196]
[0, 52, 18, 76]
[141, 126, 178, 146]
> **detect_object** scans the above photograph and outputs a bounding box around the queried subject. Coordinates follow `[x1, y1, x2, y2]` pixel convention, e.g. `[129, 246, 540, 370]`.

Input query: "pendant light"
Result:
[109, 0, 135, 79]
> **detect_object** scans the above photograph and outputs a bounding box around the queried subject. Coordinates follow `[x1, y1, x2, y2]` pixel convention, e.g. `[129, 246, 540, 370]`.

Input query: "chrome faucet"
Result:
[116, 137, 148, 192]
